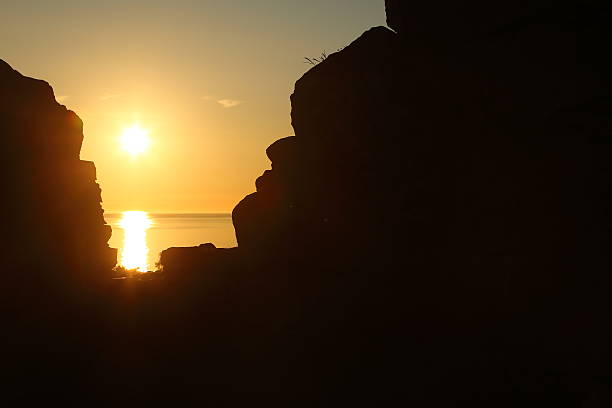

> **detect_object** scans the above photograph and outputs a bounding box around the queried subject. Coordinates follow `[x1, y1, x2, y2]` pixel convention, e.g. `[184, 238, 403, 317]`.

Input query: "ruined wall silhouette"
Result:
[0, 59, 116, 287]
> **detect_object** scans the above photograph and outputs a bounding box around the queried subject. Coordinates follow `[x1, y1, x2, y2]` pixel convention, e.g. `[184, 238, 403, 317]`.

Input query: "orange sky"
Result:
[1, 0, 385, 212]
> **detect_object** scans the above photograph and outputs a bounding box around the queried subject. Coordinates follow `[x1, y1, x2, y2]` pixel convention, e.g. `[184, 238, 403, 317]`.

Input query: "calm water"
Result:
[105, 212, 236, 272]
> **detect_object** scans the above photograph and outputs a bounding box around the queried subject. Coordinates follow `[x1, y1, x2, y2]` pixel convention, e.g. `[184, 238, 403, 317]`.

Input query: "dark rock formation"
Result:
[159, 243, 237, 277]
[0, 59, 116, 287]
[232, 136, 304, 250]
[1, 59, 119, 404]
[161, 1, 612, 404]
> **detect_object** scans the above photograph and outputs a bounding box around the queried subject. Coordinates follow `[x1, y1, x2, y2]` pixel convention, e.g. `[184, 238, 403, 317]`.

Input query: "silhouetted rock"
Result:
[232, 136, 303, 249]
[0, 59, 116, 287]
[156, 1, 612, 404]
[159, 243, 237, 277]
[223, 1, 612, 404]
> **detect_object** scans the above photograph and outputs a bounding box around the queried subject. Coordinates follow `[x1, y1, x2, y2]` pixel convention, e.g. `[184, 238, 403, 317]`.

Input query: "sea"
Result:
[105, 212, 236, 272]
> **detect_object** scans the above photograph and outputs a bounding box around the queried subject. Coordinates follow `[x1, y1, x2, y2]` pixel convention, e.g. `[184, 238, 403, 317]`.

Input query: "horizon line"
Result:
[104, 211, 232, 216]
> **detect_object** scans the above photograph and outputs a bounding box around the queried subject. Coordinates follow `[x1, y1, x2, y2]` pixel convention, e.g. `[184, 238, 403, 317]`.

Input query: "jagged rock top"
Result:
[0, 58, 117, 277]
[0, 59, 83, 160]
[1, 59, 57, 104]
[291, 26, 398, 142]
[0, 58, 15, 73]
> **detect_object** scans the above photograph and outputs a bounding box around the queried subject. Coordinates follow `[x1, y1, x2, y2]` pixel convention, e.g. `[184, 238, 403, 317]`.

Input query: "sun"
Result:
[120, 124, 151, 156]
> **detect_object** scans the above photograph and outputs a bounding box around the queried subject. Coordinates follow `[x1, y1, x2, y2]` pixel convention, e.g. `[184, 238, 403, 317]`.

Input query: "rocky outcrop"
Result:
[156, 1, 612, 403]
[232, 136, 304, 250]
[234, 0, 611, 304]
[0, 59, 116, 286]
[159, 243, 237, 277]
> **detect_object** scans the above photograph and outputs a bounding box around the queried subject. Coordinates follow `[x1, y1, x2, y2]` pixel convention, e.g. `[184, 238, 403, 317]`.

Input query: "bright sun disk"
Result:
[120, 124, 151, 156]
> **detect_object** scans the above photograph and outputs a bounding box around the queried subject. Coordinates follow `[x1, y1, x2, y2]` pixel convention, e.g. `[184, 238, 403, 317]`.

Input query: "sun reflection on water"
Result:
[118, 211, 152, 272]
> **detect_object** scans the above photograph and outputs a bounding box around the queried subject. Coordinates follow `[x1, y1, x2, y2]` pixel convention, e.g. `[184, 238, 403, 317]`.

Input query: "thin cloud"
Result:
[100, 93, 120, 101]
[217, 99, 244, 108]
[56, 95, 69, 103]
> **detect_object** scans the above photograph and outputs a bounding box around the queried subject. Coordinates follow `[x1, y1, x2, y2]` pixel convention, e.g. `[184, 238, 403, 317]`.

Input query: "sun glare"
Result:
[120, 124, 151, 156]
[118, 211, 152, 272]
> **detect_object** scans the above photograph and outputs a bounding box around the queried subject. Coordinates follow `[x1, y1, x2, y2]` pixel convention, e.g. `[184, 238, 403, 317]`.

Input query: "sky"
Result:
[1, 0, 386, 212]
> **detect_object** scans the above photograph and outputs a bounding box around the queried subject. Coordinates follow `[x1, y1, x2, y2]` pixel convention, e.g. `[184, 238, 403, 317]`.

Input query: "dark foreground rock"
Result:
[159, 243, 237, 277]
[0, 59, 116, 289]
[1, 60, 119, 402]
[157, 1, 612, 405]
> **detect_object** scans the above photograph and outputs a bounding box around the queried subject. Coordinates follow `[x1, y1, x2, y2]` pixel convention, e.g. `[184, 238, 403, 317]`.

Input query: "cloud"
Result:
[217, 99, 244, 108]
[56, 95, 69, 103]
[202, 94, 245, 108]
[100, 93, 120, 101]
